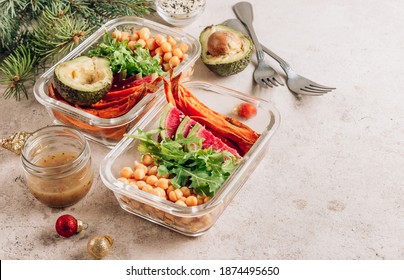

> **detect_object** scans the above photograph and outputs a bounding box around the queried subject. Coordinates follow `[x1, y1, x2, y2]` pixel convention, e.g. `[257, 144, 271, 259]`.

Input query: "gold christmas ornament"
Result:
[0, 131, 32, 155]
[87, 235, 113, 259]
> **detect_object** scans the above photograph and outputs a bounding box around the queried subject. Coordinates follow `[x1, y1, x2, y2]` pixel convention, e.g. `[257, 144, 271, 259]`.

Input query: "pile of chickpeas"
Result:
[111, 27, 189, 72]
[118, 153, 211, 207]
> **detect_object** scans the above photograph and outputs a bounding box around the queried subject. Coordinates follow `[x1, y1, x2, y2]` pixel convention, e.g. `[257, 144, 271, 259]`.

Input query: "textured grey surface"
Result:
[1, 0, 403, 260]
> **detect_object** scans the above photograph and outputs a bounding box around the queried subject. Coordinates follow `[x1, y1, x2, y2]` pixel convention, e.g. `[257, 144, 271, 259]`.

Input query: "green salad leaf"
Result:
[125, 128, 240, 196]
[88, 31, 164, 77]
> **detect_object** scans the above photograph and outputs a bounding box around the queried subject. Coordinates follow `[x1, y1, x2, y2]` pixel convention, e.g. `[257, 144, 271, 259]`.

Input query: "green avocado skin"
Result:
[205, 51, 252, 77]
[200, 24, 253, 76]
[53, 77, 111, 106]
[53, 56, 112, 107]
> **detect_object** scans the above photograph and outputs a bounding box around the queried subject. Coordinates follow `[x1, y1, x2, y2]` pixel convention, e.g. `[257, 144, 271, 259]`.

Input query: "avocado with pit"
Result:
[199, 24, 253, 76]
[53, 56, 113, 106]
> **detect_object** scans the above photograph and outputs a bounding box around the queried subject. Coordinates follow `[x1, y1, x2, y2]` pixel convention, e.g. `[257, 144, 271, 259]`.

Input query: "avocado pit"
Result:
[207, 30, 243, 56]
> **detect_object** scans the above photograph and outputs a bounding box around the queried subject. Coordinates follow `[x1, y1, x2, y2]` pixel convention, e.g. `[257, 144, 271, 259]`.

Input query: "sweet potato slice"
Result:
[163, 73, 259, 156]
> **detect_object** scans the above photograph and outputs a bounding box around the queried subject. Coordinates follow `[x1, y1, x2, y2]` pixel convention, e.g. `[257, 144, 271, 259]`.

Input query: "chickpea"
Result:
[136, 39, 146, 48]
[130, 33, 139, 41]
[175, 200, 187, 207]
[141, 154, 154, 166]
[136, 180, 147, 190]
[121, 31, 130, 41]
[167, 37, 176, 47]
[146, 175, 158, 186]
[163, 52, 173, 63]
[168, 189, 183, 202]
[138, 27, 150, 40]
[117, 177, 129, 184]
[133, 168, 146, 180]
[127, 41, 137, 50]
[166, 185, 175, 195]
[156, 178, 169, 190]
[145, 38, 157, 50]
[149, 188, 161, 197]
[169, 56, 180, 68]
[155, 187, 167, 198]
[172, 48, 183, 59]
[180, 186, 191, 197]
[119, 167, 133, 178]
[142, 184, 154, 193]
[179, 43, 189, 53]
[185, 195, 198, 206]
[160, 42, 172, 53]
[134, 162, 148, 173]
[147, 165, 158, 176]
[203, 196, 211, 203]
[128, 181, 139, 189]
[154, 34, 166, 46]
[154, 47, 163, 56]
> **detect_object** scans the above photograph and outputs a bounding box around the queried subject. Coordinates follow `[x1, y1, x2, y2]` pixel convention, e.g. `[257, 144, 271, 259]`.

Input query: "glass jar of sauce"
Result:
[21, 125, 93, 208]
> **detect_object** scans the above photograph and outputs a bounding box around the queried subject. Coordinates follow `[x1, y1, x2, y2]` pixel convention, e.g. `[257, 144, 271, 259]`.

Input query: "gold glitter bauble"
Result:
[1, 131, 32, 155]
[87, 235, 113, 259]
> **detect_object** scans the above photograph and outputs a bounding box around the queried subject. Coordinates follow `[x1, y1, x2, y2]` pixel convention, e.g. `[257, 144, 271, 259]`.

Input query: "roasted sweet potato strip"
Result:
[98, 94, 137, 118]
[163, 73, 259, 155]
[103, 84, 145, 101]
[91, 96, 130, 109]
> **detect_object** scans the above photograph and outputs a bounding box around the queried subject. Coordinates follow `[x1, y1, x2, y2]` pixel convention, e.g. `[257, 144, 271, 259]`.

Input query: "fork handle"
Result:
[233, 2, 265, 62]
[260, 44, 293, 75]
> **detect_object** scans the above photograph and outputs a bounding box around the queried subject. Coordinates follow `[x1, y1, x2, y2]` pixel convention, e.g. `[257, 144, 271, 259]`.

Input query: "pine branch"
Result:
[30, 2, 92, 62]
[0, 8, 21, 51]
[0, 0, 48, 52]
[0, 45, 38, 100]
[90, 0, 154, 17]
[0, 0, 27, 17]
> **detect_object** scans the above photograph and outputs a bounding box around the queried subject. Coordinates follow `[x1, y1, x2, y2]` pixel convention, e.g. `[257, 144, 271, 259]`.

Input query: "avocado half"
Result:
[53, 56, 113, 106]
[200, 24, 253, 76]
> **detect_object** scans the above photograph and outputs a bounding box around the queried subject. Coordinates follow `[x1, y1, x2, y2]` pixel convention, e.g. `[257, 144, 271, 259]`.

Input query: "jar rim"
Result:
[21, 125, 89, 176]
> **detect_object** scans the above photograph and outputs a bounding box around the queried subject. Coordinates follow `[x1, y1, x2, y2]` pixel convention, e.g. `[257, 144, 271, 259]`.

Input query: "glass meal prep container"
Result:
[100, 81, 280, 236]
[33, 16, 201, 148]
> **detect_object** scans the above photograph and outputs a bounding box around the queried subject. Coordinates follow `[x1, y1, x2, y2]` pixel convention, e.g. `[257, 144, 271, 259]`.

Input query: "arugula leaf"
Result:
[88, 31, 164, 77]
[124, 129, 240, 196]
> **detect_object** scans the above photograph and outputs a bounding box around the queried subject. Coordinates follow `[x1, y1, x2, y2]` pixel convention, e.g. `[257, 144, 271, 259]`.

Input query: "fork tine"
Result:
[273, 76, 284, 86]
[304, 85, 333, 93]
[266, 78, 278, 87]
[300, 88, 328, 95]
[261, 79, 273, 88]
[308, 82, 336, 90]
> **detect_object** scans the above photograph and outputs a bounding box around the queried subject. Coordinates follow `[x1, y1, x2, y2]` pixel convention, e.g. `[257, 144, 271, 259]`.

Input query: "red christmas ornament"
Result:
[55, 214, 86, 238]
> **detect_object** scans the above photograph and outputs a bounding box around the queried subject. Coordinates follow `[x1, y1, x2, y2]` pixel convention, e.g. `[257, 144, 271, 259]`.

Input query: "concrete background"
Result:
[1, 0, 403, 259]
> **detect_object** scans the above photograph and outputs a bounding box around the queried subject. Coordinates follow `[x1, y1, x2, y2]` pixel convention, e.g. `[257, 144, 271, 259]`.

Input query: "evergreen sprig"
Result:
[31, 3, 92, 61]
[0, 0, 154, 101]
[0, 45, 38, 100]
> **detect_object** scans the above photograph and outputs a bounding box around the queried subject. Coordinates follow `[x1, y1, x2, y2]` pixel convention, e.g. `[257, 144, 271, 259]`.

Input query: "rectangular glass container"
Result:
[99, 81, 280, 236]
[33, 16, 201, 148]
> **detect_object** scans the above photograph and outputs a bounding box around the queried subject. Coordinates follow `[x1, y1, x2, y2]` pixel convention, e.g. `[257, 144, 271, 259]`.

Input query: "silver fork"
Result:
[233, 3, 335, 97]
[232, 2, 283, 88]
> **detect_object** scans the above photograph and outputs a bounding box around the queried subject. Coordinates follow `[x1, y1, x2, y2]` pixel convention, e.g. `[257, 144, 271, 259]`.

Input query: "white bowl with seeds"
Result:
[155, 0, 206, 27]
